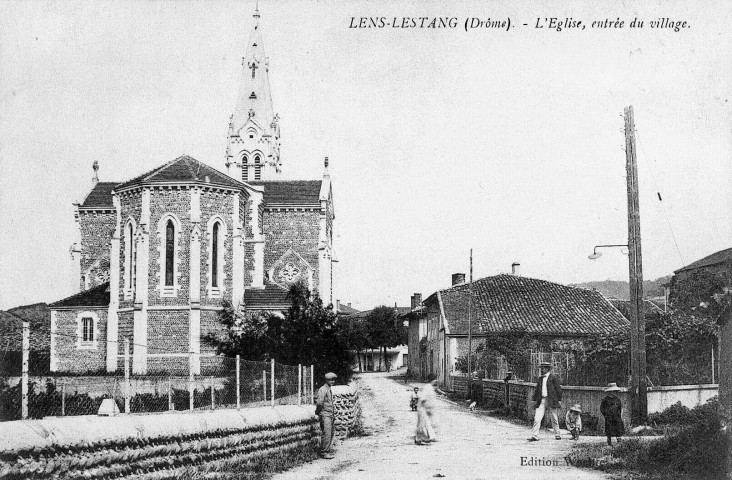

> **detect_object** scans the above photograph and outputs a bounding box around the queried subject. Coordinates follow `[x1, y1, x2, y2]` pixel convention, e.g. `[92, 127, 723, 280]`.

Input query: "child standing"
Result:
[410, 387, 419, 411]
[565, 404, 583, 440]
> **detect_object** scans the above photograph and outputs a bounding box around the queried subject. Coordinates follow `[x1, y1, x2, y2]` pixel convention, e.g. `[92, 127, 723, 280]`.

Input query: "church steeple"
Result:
[226, 4, 281, 182]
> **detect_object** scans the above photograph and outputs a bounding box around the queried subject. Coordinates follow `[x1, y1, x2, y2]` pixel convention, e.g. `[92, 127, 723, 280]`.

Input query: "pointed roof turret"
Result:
[231, 5, 275, 134]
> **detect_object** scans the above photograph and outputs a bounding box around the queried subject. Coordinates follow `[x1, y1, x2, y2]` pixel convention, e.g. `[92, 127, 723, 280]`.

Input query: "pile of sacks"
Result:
[331, 385, 363, 438]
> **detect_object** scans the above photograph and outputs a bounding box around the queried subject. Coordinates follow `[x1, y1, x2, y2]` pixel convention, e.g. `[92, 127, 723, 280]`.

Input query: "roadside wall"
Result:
[0, 406, 318, 479]
[450, 376, 719, 431]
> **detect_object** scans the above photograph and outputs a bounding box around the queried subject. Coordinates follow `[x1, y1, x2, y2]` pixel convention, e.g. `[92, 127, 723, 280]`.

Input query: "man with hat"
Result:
[600, 382, 624, 445]
[315, 372, 337, 458]
[528, 361, 563, 441]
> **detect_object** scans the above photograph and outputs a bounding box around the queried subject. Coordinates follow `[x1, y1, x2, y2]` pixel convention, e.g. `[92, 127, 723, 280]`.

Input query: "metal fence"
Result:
[0, 324, 315, 421]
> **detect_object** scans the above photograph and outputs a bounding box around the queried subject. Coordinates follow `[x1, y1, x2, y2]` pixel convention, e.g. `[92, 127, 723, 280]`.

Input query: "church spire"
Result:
[226, 3, 281, 182]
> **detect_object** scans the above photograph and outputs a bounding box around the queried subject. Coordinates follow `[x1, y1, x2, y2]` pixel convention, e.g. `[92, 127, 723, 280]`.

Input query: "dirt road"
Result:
[273, 370, 610, 480]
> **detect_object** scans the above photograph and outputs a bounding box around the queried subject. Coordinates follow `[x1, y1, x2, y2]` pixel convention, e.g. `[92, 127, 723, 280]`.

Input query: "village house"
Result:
[668, 247, 732, 424]
[45, 6, 336, 375]
[407, 269, 629, 389]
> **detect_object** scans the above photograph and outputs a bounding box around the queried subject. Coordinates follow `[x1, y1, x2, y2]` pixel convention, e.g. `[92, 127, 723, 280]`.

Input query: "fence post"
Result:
[236, 355, 241, 410]
[61, 380, 66, 416]
[711, 345, 716, 384]
[124, 338, 130, 414]
[189, 352, 194, 412]
[210, 376, 215, 410]
[262, 370, 267, 402]
[310, 365, 314, 404]
[168, 375, 173, 411]
[21, 321, 29, 420]
[270, 359, 275, 407]
[298, 364, 302, 406]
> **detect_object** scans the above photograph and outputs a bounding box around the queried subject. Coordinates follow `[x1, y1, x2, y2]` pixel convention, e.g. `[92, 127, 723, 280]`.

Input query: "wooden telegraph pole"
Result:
[624, 106, 647, 424]
[467, 249, 473, 398]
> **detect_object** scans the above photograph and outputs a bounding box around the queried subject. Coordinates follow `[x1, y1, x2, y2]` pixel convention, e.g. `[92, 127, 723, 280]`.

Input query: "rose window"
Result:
[278, 263, 301, 283]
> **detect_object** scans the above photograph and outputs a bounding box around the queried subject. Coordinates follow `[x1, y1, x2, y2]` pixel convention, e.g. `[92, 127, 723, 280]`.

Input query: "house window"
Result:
[212, 222, 220, 287]
[82, 317, 94, 343]
[76, 311, 99, 349]
[165, 220, 174, 286]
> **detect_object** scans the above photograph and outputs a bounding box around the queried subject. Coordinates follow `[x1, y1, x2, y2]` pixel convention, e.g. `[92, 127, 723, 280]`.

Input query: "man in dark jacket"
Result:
[315, 372, 337, 458]
[528, 361, 563, 441]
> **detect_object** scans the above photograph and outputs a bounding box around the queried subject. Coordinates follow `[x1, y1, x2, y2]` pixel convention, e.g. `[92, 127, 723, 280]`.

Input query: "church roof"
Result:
[244, 283, 290, 310]
[116, 155, 245, 191]
[79, 182, 117, 209]
[49, 282, 111, 309]
[249, 180, 323, 206]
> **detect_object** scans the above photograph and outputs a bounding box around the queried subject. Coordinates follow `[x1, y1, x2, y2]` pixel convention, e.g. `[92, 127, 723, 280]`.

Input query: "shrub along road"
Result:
[273, 370, 611, 480]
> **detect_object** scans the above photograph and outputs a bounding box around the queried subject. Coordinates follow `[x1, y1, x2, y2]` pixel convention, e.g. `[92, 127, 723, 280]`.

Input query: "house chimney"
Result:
[347, 303, 351, 308]
[92, 160, 99, 184]
[411, 293, 422, 310]
[336, 299, 340, 312]
[452, 273, 466, 286]
[511, 262, 521, 276]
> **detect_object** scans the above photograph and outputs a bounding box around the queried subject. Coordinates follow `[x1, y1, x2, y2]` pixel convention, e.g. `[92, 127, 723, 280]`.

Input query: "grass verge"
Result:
[178, 443, 319, 480]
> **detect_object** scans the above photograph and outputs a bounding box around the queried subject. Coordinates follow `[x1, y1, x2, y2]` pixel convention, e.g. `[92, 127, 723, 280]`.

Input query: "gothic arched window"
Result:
[124, 220, 137, 299]
[165, 220, 174, 286]
[242, 154, 249, 181]
[212, 222, 220, 288]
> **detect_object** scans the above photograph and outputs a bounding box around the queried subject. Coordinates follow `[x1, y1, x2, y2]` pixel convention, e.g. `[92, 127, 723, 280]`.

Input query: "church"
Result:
[47, 6, 335, 375]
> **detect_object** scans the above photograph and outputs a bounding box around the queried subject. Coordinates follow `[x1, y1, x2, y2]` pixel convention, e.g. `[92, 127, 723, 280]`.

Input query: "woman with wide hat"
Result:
[600, 383, 625, 446]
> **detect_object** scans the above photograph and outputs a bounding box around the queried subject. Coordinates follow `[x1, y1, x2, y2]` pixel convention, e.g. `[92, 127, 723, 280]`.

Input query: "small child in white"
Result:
[410, 387, 419, 411]
[565, 404, 583, 440]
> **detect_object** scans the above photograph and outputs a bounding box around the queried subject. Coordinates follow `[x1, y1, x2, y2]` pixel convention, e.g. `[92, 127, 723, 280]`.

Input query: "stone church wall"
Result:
[262, 209, 320, 290]
[147, 310, 189, 354]
[199, 190, 235, 308]
[54, 309, 108, 372]
[78, 211, 116, 291]
[148, 188, 191, 307]
[117, 311, 134, 356]
[200, 310, 226, 355]
[119, 191, 143, 311]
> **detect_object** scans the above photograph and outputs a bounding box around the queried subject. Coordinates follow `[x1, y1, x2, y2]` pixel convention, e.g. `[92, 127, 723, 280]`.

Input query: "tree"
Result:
[365, 306, 407, 371]
[336, 316, 370, 372]
[208, 282, 352, 379]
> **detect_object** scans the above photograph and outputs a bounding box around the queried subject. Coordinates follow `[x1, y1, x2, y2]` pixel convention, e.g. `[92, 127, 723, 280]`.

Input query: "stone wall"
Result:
[78, 211, 116, 291]
[262, 209, 320, 289]
[54, 309, 108, 373]
[0, 406, 318, 479]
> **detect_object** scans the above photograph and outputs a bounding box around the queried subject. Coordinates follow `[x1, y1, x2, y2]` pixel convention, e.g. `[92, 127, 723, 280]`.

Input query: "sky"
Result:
[0, 0, 730, 311]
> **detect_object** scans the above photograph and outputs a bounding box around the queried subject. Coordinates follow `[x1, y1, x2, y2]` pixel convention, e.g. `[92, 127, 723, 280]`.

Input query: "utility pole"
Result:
[624, 105, 647, 424]
[467, 249, 473, 398]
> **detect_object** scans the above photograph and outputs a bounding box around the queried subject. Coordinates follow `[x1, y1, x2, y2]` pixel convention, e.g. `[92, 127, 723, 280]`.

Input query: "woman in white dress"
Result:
[414, 380, 438, 445]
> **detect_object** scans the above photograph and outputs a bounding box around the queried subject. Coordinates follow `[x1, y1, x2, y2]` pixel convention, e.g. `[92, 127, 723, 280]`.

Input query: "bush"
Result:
[647, 397, 720, 427]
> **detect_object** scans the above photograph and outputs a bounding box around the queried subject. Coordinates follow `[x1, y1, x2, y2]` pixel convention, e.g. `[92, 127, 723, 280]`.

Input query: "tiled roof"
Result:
[436, 274, 629, 336]
[117, 155, 244, 191]
[674, 247, 732, 274]
[608, 298, 664, 320]
[249, 180, 322, 205]
[244, 284, 290, 309]
[49, 283, 110, 308]
[346, 306, 411, 319]
[79, 182, 118, 209]
[337, 304, 360, 316]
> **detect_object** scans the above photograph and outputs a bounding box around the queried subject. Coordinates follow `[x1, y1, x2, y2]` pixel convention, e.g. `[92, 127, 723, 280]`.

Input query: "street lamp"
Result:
[588, 244, 629, 260]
